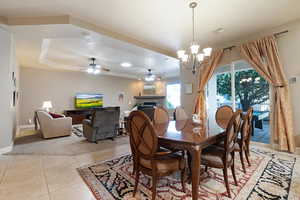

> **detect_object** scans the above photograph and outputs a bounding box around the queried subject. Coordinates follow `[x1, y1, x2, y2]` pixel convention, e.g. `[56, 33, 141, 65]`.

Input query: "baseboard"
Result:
[0, 144, 13, 154]
[18, 124, 35, 130]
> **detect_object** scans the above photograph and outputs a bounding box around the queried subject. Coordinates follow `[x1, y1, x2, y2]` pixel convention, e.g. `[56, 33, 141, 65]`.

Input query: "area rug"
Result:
[8, 130, 129, 156]
[72, 124, 84, 137]
[77, 146, 300, 200]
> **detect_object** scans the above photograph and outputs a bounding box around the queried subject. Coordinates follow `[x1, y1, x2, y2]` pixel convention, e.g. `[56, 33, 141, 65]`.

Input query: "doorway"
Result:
[206, 60, 270, 144]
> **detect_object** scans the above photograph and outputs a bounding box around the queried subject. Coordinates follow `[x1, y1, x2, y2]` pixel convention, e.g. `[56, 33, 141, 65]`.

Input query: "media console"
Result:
[64, 109, 95, 125]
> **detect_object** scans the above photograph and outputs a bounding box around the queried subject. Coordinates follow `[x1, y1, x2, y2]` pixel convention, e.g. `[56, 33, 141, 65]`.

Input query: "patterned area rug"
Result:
[72, 124, 83, 137]
[77, 146, 300, 200]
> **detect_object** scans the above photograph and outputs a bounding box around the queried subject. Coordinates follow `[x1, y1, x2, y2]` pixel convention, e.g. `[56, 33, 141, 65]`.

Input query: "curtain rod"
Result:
[223, 30, 289, 51]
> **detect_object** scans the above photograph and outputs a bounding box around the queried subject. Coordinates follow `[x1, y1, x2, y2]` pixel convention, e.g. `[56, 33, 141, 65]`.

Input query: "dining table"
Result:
[154, 119, 226, 200]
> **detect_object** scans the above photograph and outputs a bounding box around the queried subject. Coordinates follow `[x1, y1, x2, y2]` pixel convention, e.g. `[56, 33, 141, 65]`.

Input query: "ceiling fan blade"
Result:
[101, 67, 110, 72]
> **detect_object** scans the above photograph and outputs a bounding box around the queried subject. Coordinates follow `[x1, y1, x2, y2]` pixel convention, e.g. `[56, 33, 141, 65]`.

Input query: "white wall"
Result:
[0, 25, 18, 151]
[19, 67, 142, 126]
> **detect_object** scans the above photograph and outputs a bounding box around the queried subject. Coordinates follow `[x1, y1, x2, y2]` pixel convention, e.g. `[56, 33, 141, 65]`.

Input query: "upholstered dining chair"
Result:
[201, 109, 242, 198]
[215, 105, 234, 129]
[236, 107, 253, 172]
[216, 107, 253, 173]
[153, 107, 169, 125]
[174, 106, 188, 121]
[128, 111, 186, 200]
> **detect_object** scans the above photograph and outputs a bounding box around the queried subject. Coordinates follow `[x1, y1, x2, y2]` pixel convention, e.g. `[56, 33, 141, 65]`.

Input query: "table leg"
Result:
[189, 147, 201, 200]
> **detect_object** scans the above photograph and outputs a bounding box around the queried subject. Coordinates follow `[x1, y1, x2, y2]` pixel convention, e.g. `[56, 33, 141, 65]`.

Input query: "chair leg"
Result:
[245, 148, 251, 166]
[180, 169, 186, 193]
[231, 163, 238, 186]
[205, 165, 208, 172]
[223, 168, 231, 198]
[133, 169, 140, 197]
[152, 173, 158, 200]
[239, 150, 246, 173]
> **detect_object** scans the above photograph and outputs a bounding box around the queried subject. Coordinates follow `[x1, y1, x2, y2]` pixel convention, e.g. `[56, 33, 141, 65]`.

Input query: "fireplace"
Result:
[134, 96, 166, 107]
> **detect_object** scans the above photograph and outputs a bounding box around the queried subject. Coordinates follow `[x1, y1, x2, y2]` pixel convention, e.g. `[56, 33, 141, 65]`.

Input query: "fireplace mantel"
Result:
[134, 96, 165, 100]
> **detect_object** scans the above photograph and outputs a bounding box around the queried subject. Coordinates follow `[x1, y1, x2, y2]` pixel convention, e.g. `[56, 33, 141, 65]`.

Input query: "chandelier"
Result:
[177, 2, 212, 74]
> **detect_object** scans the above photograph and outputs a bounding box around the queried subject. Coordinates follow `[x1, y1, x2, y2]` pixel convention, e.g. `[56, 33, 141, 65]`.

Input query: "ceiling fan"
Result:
[85, 57, 110, 74]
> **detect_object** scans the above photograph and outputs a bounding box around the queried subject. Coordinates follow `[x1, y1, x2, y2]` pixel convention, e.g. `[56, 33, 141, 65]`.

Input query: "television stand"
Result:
[64, 109, 95, 125]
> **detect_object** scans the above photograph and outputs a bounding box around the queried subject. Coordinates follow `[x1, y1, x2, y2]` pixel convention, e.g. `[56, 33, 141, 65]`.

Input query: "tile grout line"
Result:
[41, 156, 52, 200]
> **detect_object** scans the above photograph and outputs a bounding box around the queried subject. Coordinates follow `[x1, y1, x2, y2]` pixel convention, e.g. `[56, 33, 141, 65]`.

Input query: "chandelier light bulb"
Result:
[190, 44, 200, 54]
[181, 54, 189, 62]
[197, 53, 205, 62]
[177, 50, 186, 58]
[203, 47, 212, 56]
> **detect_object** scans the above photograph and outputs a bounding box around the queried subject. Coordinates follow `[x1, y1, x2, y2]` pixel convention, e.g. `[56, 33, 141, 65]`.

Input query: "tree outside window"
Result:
[217, 69, 269, 111]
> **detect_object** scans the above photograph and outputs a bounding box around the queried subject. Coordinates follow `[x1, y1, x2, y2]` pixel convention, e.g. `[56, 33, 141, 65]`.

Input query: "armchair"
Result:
[36, 110, 72, 139]
[82, 107, 120, 143]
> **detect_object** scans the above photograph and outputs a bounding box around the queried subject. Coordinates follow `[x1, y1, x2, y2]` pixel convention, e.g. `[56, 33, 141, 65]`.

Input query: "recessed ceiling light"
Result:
[215, 28, 225, 33]
[120, 62, 132, 68]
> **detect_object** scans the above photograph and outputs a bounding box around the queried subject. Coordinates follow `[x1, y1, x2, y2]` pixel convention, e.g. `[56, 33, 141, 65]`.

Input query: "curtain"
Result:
[194, 49, 224, 121]
[240, 36, 295, 153]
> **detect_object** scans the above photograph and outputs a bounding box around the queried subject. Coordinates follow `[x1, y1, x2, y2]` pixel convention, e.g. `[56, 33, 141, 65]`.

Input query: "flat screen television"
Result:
[75, 93, 103, 109]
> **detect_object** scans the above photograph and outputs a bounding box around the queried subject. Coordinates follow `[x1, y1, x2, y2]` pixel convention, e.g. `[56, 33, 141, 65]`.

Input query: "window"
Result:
[166, 83, 181, 109]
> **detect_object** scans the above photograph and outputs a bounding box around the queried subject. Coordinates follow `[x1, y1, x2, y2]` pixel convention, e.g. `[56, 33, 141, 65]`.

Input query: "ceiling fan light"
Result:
[93, 69, 100, 74]
[95, 64, 101, 69]
[197, 53, 205, 62]
[87, 68, 94, 74]
[177, 50, 185, 59]
[203, 47, 212, 56]
[144, 75, 155, 82]
[190, 44, 200, 54]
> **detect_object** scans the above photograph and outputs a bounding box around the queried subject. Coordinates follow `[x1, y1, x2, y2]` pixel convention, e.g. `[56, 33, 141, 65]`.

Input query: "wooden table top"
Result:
[155, 119, 225, 146]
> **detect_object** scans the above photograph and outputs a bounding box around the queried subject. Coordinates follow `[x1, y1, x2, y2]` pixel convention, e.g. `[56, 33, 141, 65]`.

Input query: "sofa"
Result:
[82, 107, 120, 143]
[36, 110, 72, 138]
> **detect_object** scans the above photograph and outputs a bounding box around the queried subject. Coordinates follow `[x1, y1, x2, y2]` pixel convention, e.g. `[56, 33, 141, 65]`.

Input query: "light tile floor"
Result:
[0, 143, 131, 200]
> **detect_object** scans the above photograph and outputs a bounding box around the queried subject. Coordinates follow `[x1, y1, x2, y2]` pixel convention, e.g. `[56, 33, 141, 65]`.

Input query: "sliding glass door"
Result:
[206, 60, 270, 143]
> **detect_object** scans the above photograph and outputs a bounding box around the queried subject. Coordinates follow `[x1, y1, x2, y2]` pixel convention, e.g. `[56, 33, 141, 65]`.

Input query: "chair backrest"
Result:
[174, 106, 188, 121]
[241, 107, 253, 143]
[36, 110, 52, 122]
[128, 111, 158, 159]
[215, 105, 234, 129]
[137, 106, 155, 121]
[153, 107, 169, 124]
[223, 109, 242, 157]
[92, 107, 120, 130]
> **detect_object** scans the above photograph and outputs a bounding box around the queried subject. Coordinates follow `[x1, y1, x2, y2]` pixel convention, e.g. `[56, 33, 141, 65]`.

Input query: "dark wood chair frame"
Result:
[128, 111, 186, 200]
[237, 107, 253, 172]
[202, 109, 242, 198]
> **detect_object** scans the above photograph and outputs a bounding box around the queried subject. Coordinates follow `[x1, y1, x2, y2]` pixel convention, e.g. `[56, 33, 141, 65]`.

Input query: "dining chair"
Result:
[128, 111, 186, 200]
[174, 106, 188, 121]
[237, 107, 253, 172]
[201, 109, 242, 198]
[215, 105, 234, 129]
[216, 107, 253, 173]
[153, 107, 170, 124]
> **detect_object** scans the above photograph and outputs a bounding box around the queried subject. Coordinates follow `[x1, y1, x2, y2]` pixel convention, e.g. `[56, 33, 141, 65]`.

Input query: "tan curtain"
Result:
[194, 49, 224, 120]
[240, 36, 295, 153]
